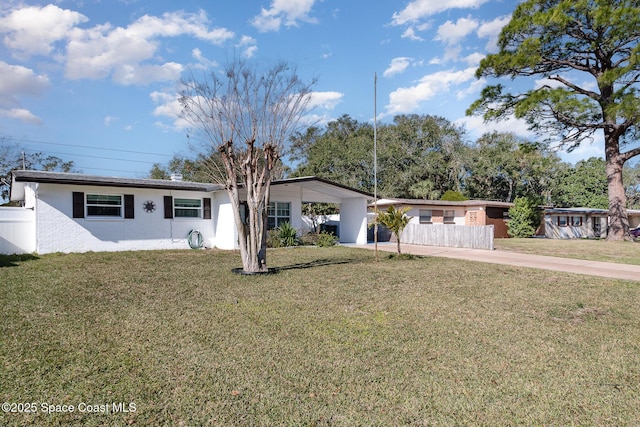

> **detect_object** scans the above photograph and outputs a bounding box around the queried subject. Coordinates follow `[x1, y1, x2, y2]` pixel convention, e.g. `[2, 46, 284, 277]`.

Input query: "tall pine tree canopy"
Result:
[468, 0, 640, 240]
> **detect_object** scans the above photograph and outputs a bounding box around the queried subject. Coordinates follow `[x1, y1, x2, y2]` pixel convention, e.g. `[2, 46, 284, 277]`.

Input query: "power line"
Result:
[20, 147, 159, 165]
[2, 136, 175, 158]
[75, 165, 147, 174]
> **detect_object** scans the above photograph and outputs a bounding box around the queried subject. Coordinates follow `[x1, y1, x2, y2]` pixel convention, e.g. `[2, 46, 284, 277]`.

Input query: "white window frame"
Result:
[174, 198, 202, 219]
[268, 201, 291, 229]
[86, 193, 123, 218]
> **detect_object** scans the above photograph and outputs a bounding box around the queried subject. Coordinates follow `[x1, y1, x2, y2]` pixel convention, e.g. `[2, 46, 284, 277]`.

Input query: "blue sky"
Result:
[0, 0, 604, 178]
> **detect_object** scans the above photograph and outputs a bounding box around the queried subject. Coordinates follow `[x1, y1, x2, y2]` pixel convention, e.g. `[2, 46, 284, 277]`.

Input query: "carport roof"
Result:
[270, 176, 374, 201]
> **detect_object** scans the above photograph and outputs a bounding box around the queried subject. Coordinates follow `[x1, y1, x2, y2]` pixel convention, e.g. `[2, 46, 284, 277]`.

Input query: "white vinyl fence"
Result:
[0, 207, 36, 254]
[401, 223, 494, 250]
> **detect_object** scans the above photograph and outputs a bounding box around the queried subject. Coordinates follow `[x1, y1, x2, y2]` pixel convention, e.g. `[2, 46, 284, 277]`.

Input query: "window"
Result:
[73, 192, 133, 219]
[444, 210, 455, 224]
[86, 194, 123, 217]
[419, 209, 432, 224]
[557, 215, 583, 227]
[268, 202, 290, 229]
[174, 198, 202, 218]
[163, 196, 210, 219]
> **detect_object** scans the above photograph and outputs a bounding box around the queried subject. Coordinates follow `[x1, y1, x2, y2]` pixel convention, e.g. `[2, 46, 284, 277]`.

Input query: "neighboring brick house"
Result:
[372, 198, 513, 238]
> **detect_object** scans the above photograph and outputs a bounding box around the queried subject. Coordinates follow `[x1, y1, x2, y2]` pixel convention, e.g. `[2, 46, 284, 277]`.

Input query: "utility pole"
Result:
[374, 73, 378, 262]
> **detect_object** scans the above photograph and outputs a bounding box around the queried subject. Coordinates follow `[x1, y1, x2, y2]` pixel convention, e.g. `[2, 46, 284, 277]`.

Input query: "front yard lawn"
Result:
[1, 247, 639, 425]
[495, 238, 640, 265]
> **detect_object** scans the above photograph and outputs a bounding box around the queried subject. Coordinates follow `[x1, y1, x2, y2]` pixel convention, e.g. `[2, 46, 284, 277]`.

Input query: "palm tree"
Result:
[377, 206, 412, 255]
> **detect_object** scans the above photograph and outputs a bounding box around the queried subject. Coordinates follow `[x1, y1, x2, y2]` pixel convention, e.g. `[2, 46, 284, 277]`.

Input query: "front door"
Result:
[593, 217, 601, 238]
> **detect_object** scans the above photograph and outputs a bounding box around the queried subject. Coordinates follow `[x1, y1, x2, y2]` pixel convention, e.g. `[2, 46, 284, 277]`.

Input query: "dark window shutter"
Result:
[203, 198, 212, 219]
[73, 192, 84, 218]
[124, 194, 134, 219]
[164, 196, 173, 219]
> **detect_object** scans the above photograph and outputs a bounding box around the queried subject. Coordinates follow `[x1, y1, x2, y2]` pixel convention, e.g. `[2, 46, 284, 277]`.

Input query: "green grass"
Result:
[1, 247, 639, 426]
[496, 237, 640, 265]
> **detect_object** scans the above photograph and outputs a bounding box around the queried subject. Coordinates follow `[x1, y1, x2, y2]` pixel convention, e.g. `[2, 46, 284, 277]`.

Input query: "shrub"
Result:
[440, 190, 468, 201]
[508, 197, 538, 238]
[277, 222, 299, 247]
[266, 229, 282, 248]
[317, 231, 338, 247]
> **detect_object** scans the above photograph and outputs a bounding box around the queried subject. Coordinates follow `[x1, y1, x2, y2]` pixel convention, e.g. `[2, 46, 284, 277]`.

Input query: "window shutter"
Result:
[124, 194, 134, 219]
[203, 198, 212, 219]
[72, 192, 84, 218]
[164, 196, 173, 219]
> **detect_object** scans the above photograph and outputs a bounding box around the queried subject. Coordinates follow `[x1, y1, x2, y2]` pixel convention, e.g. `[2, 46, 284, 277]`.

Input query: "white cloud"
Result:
[456, 114, 534, 141]
[191, 48, 218, 70]
[401, 26, 424, 41]
[455, 77, 486, 100]
[391, 0, 489, 26]
[251, 0, 318, 32]
[308, 91, 343, 110]
[464, 52, 485, 67]
[383, 57, 413, 78]
[127, 10, 234, 44]
[0, 108, 42, 125]
[534, 77, 566, 90]
[65, 11, 233, 84]
[434, 17, 479, 63]
[384, 68, 477, 116]
[460, 95, 605, 165]
[0, 4, 87, 57]
[1, 5, 234, 85]
[0, 61, 49, 124]
[112, 62, 183, 86]
[236, 35, 258, 58]
[436, 16, 479, 45]
[151, 91, 191, 130]
[477, 15, 510, 51]
[0, 61, 50, 102]
[104, 116, 118, 127]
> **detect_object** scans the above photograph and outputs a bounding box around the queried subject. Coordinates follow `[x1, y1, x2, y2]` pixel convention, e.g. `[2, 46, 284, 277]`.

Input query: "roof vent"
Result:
[170, 173, 183, 182]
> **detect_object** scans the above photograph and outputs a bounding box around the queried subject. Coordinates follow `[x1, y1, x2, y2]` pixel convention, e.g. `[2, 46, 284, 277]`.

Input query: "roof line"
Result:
[11, 170, 221, 192]
[271, 176, 374, 198]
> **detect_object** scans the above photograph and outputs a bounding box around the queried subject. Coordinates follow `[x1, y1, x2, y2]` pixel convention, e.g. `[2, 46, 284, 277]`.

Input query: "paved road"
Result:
[348, 242, 640, 282]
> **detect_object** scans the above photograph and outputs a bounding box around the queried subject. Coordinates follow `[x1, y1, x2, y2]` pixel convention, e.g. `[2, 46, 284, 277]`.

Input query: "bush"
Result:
[440, 190, 468, 201]
[317, 231, 338, 247]
[266, 229, 282, 248]
[277, 222, 299, 247]
[300, 231, 338, 247]
[508, 197, 538, 238]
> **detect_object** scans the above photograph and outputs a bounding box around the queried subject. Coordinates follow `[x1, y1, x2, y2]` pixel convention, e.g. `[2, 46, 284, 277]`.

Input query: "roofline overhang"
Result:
[11, 170, 221, 192]
[270, 176, 375, 198]
[10, 171, 373, 201]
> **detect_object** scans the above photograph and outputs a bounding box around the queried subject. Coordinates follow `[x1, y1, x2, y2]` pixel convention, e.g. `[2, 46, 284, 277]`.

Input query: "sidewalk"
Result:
[347, 242, 640, 282]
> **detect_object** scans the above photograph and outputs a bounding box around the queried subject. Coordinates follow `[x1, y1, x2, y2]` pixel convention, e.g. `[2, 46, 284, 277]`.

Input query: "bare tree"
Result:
[179, 60, 315, 273]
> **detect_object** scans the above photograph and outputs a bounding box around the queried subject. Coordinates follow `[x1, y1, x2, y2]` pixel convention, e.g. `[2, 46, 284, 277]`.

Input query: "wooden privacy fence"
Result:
[401, 223, 494, 250]
[0, 207, 36, 254]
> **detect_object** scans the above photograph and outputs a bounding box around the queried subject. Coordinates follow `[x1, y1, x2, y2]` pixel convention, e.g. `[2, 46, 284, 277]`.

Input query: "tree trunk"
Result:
[605, 134, 630, 241]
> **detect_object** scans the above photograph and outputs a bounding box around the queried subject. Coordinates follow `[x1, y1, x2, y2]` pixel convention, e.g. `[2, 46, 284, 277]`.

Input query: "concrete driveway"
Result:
[349, 242, 640, 282]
